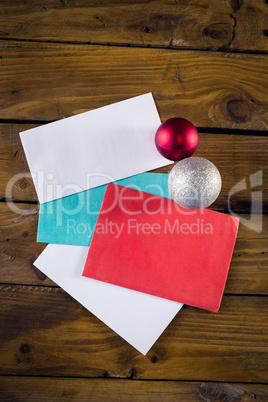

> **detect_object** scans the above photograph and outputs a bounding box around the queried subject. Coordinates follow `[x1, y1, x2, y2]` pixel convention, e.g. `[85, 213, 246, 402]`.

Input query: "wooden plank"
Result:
[0, 0, 267, 51]
[1, 201, 267, 294]
[0, 203, 49, 285]
[231, 0, 268, 52]
[0, 377, 267, 402]
[0, 42, 267, 129]
[1, 123, 267, 209]
[0, 124, 37, 202]
[0, 285, 267, 382]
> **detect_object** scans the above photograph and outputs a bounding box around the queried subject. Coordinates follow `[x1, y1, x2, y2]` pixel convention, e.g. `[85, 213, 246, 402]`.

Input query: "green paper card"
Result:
[37, 172, 171, 246]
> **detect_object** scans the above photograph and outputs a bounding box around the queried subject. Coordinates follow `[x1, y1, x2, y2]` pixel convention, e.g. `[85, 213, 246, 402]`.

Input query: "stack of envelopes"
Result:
[19, 93, 239, 354]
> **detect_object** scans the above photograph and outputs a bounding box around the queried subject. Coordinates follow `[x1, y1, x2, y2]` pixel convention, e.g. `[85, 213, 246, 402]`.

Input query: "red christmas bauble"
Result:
[155, 117, 199, 161]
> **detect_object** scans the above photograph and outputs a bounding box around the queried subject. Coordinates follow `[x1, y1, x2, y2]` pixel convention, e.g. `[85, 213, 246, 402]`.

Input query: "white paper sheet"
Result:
[34, 244, 183, 354]
[20, 93, 170, 204]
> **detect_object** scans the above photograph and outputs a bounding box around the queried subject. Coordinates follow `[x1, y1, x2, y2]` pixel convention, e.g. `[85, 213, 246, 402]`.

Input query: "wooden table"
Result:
[0, 1, 268, 400]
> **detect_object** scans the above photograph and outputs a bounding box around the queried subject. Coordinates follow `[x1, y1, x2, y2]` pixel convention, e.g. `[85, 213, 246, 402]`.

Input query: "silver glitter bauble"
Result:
[168, 157, 222, 210]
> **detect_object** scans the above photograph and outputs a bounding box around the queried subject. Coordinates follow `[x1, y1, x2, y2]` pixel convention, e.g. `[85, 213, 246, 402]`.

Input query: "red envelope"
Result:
[83, 184, 239, 312]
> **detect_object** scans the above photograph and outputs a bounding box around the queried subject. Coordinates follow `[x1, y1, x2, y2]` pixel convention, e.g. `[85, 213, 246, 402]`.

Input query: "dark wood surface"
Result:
[1, 42, 267, 129]
[0, 0, 267, 51]
[0, 1, 267, 401]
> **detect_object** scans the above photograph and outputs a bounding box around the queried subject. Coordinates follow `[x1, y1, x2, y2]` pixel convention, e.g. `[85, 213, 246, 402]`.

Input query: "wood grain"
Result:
[1, 123, 267, 210]
[0, 285, 267, 382]
[0, 0, 267, 395]
[0, 377, 267, 402]
[0, 0, 267, 51]
[0, 42, 267, 129]
[0, 202, 48, 286]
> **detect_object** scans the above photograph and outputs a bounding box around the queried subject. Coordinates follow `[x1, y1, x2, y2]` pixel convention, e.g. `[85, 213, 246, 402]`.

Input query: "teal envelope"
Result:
[38, 172, 171, 246]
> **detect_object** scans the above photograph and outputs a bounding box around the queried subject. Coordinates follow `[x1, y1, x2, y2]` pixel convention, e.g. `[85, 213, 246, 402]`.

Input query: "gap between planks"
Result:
[0, 283, 267, 297]
[0, 119, 267, 136]
[0, 37, 268, 56]
[0, 373, 267, 385]
[1, 199, 266, 216]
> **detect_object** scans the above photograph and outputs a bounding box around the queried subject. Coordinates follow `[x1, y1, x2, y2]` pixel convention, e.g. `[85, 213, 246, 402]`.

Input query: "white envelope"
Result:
[34, 244, 183, 355]
[20, 93, 170, 204]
